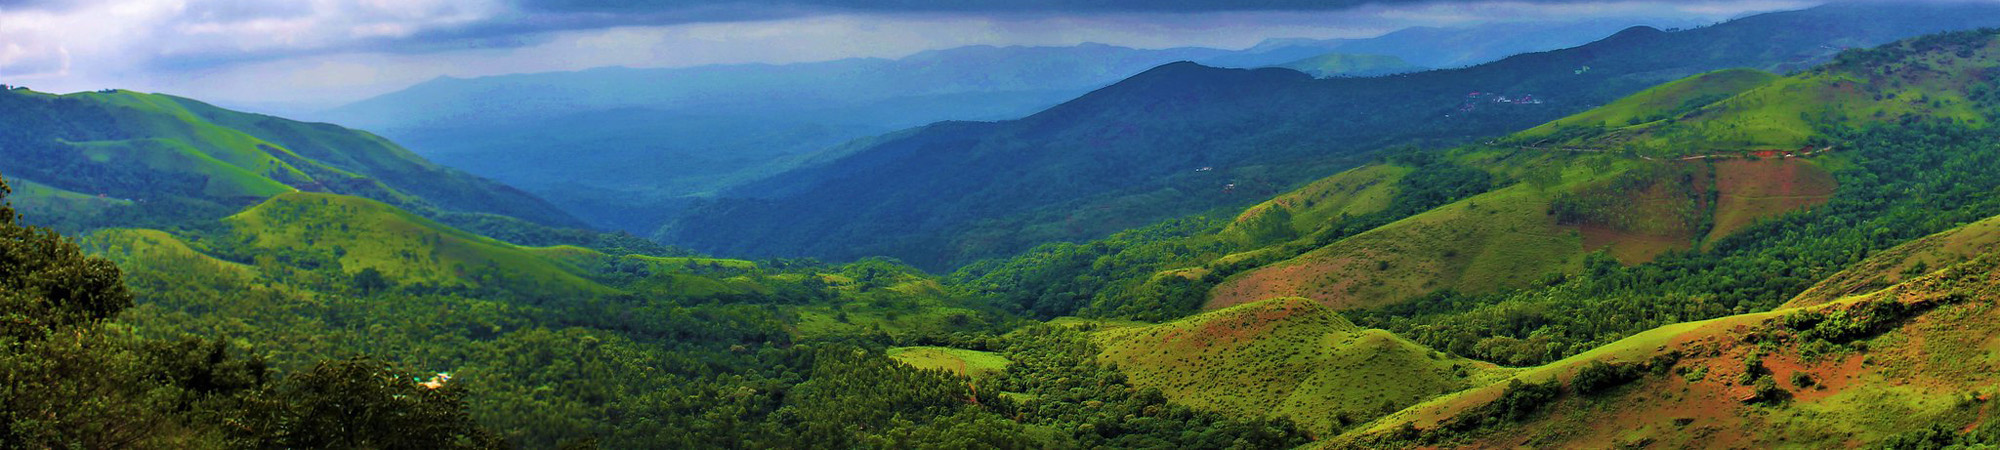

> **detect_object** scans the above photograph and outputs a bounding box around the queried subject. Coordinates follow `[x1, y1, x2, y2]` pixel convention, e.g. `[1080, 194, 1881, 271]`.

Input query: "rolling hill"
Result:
[962, 25, 2000, 364]
[1339, 210, 2000, 448]
[67, 185, 1023, 447]
[89, 191, 998, 340]
[662, 2, 2000, 270]
[0, 87, 581, 229]
[1089, 297, 1512, 437]
[1217, 26, 2000, 313]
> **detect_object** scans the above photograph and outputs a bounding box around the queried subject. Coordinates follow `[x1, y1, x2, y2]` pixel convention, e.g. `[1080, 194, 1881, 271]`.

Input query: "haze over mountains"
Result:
[662, 2, 2000, 270]
[314, 18, 1665, 234]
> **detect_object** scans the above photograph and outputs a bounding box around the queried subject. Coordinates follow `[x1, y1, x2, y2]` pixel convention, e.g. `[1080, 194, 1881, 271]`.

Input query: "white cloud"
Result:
[0, 0, 1818, 111]
[1, 0, 505, 93]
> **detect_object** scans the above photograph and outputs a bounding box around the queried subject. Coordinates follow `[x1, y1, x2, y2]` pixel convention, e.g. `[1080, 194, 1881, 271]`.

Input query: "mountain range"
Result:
[311, 18, 1664, 234]
[662, 2, 2000, 270]
[16, 3, 2000, 448]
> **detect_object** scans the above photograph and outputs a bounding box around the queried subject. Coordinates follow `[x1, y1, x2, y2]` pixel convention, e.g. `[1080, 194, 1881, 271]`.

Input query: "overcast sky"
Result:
[0, 0, 1820, 112]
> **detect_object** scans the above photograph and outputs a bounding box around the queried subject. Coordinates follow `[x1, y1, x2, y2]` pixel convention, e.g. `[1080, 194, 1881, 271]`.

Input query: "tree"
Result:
[256, 356, 502, 449]
[0, 175, 133, 340]
[354, 267, 393, 295]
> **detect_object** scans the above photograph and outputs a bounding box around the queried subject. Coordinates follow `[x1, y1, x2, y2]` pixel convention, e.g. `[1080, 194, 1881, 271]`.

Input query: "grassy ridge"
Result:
[1523, 32, 2000, 156]
[1518, 68, 1780, 137]
[1788, 214, 2000, 308]
[1205, 31, 2000, 311]
[1342, 214, 2000, 447]
[0, 88, 581, 229]
[4, 177, 134, 219]
[223, 192, 616, 297]
[1210, 181, 1588, 311]
[1091, 298, 1512, 436]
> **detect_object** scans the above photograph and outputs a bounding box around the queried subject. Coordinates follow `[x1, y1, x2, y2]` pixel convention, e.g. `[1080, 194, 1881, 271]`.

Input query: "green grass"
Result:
[225, 192, 615, 296]
[1093, 297, 1513, 436]
[4, 177, 133, 218]
[92, 190, 1002, 349]
[1221, 164, 1409, 247]
[1, 87, 578, 228]
[1211, 169, 1600, 311]
[1342, 214, 2000, 447]
[87, 228, 258, 279]
[887, 347, 1012, 379]
[1519, 68, 1781, 139]
[1789, 214, 2000, 308]
[71, 138, 297, 198]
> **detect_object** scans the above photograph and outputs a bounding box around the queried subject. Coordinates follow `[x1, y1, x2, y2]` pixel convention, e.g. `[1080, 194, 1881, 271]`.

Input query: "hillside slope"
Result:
[663, 3, 2000, 270]
[1341, 211, 2000, 448]
[0, 88, 580, 228]
[1273, 53, 1425, 78]
[1213, 28, 2000, 312]
[1090, 298, 1511, 437]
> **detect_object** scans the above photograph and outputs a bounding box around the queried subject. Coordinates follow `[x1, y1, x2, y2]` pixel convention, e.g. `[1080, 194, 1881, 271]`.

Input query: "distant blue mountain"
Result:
[314, 20, 1656, 233]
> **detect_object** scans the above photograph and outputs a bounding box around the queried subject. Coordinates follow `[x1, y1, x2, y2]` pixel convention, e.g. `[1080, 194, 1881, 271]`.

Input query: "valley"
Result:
[9, 2, 2000, 449]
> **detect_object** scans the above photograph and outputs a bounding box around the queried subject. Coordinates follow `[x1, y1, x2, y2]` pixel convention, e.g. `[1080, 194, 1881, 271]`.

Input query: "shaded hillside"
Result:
[0, 88, 580, 229]
[320, 22, 1644, 234]
[665, 2, 2000, 270]
[1273, 53, 1425, 78]
[1208, 18, 1698, 70]
[319, 43, 1238, 233]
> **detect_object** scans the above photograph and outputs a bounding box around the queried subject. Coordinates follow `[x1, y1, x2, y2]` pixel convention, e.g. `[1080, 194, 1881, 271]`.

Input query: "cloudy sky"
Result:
[1, 0, 1819, 112]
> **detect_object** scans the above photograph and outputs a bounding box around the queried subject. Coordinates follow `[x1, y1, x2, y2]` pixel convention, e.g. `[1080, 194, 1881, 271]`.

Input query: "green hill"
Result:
[1517, 68, 1780, 135]
[1209, 29, 2000, 312]
[1520, 31, 2000, 156]
[1342, 212, 2000, 448]
[1091, 297, 1512, 436]
[73, 189, 1025, 446]
[219, 192, 616, 298]
[1273, 53, 1425, 78]
[0, 88, 580, 229]
[1786, 214, 2000, 309]
[960, 27, 2000, 374]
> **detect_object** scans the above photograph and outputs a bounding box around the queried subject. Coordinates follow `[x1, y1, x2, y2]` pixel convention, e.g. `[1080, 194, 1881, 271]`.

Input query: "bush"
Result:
[1572, 361, 1644, 396]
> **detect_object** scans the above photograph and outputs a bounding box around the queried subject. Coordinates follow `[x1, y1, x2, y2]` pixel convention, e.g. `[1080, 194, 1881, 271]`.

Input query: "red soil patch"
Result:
[1565, 161, 1711, 264]
[1206, 253, 1373, 311]
[1155, 301, 1310, 351]
[1706, 158, 1837, 243]
[1580, 223, 1688, 265]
